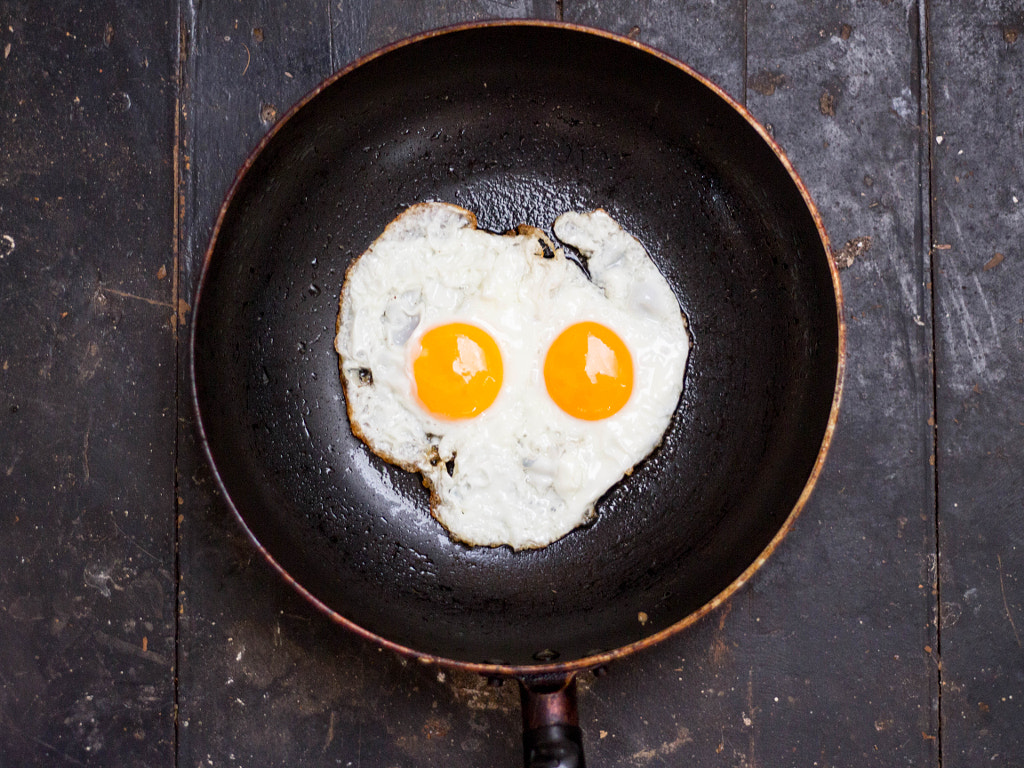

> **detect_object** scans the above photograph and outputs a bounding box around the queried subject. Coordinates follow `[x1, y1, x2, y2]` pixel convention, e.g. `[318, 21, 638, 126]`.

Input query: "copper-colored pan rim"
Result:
[190, 19, 847, 679]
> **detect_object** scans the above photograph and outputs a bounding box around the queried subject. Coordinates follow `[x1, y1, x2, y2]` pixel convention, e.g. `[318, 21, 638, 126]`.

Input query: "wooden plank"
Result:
[563, 0, 745, 101]
[740, 1, 939, 764]
[331, 0, 558, 70]
[0, 1, 178, 764]
[556, 1, 940, 765]
[176, 4, 557, 767]
[928, 3, 1024, 765]
[175, 2, 338, 765]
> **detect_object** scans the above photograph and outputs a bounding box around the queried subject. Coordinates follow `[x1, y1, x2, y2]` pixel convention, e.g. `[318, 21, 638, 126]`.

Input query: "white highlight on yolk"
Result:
[453, 336, 486, 382]
[585, 334, 618, 383]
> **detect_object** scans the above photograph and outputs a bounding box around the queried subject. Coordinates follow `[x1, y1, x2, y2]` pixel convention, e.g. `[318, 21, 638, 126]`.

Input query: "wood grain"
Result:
[929, 3, 1024, 765]
[0, 1, 177, 764]
[559, 1, 941, 765]
[743, 1, 939, 764]
[330, 0, 558, 70]
[3, 0, 1020, 764]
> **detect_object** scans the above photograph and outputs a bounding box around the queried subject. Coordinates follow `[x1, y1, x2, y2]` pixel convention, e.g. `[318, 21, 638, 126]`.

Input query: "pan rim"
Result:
[189, 18, 847, 678]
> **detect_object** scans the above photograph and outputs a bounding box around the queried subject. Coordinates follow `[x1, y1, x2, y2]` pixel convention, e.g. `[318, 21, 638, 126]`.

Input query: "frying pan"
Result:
[191, 21, 844, 767]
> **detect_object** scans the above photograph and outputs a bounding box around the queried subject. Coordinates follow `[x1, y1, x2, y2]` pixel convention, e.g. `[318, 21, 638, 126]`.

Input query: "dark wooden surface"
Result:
[1, 1, 1020, 765]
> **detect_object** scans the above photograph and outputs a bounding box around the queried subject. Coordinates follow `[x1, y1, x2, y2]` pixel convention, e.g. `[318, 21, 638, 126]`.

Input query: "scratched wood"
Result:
[741, 1, 939, 763]
[330, 0, 557, 70]
[928, 3, 1024, 765]
[131, 0, 1024, 766]
[8, 0, 1023, 764]
[175, 2, 349, 765]
[0, 1, 177, 765]
[563, 0, 746, 100]
[558, 1, 942, 765]
[175, 2, 558, 766]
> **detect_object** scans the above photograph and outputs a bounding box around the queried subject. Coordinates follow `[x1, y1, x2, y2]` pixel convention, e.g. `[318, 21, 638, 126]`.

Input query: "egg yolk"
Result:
[412, 323, 503, 419]
[544, 322, 633, 420]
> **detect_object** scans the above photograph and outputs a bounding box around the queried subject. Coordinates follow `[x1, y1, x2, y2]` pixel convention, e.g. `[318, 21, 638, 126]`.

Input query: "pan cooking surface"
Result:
[192, 24, 840, 667]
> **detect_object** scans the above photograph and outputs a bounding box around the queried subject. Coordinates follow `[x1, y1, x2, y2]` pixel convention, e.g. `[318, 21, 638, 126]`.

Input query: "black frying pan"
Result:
[191, 21, 844, 767]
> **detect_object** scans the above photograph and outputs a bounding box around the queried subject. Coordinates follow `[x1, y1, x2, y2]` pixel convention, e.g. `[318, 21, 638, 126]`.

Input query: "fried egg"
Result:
[335, 202, 689, 550]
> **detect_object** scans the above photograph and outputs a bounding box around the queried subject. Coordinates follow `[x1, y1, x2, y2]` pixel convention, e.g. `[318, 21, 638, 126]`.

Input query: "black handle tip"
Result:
[523, 724, 585, 768]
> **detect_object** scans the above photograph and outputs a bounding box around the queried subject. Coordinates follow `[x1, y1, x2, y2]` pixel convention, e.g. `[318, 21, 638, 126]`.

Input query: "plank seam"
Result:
[919, 0, 943, 764]
[173, 0, 198, 765]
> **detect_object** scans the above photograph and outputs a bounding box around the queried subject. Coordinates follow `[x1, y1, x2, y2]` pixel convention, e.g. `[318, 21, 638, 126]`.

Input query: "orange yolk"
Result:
[544, 322, 633, 420]
[412, 322, 503, 420]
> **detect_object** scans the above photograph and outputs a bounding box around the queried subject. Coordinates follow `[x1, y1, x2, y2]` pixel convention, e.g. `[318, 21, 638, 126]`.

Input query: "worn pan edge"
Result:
[189, 18, 847, 678]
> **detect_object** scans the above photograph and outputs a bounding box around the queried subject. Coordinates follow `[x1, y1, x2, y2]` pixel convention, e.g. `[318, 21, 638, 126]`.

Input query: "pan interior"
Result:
[192, 26, 839, 666]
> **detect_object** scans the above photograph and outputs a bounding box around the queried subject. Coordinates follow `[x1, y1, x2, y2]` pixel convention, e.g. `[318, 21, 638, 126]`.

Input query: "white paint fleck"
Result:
[0, 234, 14, 258]
[742, 713, 753, 726]
[83, 563, 120, 597]
[890, 87, 915, 122]
[936, 135, 944, 144]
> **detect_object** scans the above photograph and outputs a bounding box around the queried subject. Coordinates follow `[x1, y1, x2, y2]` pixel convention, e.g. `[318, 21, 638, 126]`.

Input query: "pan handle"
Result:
[518, 673, 585, 768]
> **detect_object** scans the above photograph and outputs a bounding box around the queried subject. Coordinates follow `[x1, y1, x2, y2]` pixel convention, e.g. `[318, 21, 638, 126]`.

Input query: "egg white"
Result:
[335, 202, 689, 550]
